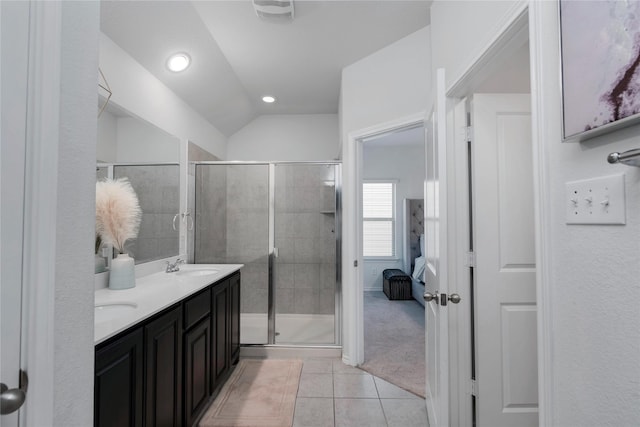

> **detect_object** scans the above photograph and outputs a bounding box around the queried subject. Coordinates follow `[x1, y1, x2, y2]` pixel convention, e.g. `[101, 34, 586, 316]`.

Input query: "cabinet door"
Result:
[184, 317, 210, 427]
[95, 328, 144, 427]
[211, 280, 230, 391]
[144, 306, 182, 427]
[230, 273, 241, 365]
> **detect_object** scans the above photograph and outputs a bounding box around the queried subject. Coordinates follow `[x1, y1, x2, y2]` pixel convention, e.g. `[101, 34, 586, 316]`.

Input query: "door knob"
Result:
[1, 370, 28, 415]
[448, 293, 461, 304]
[423, 292, 437, 302]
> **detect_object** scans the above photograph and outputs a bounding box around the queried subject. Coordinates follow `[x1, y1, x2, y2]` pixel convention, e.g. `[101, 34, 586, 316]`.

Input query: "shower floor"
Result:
[241, 313, 335, 345]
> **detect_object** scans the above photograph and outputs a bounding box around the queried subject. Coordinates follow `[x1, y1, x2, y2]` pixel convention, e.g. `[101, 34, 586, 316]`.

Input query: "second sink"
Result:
[95, 302, 138, 322]
[175, 266, 220, 278]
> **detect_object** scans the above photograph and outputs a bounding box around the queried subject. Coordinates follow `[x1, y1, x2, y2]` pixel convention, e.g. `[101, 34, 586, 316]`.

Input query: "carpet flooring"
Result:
[199, 359, 303, 427]
[360, 291, 426, 398]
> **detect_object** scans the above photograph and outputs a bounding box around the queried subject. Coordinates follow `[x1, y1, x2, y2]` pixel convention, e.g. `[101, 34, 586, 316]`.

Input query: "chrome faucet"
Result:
[165, 258, 185, 273]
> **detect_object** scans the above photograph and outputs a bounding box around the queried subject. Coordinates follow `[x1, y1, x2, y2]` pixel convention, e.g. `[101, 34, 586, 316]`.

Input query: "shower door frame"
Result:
[192, 161, 342, 347]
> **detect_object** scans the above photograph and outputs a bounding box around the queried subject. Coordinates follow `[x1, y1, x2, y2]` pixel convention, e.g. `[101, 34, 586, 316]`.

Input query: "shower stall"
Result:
[191, 162, 341, 347]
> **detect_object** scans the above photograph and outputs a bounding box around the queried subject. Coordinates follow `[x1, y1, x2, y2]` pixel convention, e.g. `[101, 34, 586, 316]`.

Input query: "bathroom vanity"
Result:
[94, 264, 242, 427]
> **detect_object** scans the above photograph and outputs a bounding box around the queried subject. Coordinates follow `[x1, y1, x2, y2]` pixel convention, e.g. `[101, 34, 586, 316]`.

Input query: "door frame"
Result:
[342, 111, 425, 366]
[17, 1, 63, 423]
[444, 2, 554, 425]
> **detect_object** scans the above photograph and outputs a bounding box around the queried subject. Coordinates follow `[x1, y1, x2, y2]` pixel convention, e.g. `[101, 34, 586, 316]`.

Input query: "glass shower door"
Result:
[273, 164, 339, 345]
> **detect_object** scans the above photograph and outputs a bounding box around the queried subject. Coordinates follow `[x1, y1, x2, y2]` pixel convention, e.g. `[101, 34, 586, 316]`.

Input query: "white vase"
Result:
[109, 253, 135, 290]
[95, 254, 107, 273]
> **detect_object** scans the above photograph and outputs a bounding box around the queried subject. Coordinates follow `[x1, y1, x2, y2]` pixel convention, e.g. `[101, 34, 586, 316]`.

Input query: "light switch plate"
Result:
[566, 174, 625, 225]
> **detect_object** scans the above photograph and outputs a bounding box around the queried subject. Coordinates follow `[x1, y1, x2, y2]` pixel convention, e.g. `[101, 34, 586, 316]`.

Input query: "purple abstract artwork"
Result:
[560, 0, 640, 139]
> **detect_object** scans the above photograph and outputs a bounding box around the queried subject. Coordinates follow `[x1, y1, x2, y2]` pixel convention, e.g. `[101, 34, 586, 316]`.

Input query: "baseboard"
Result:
[364, 287, 383, 292]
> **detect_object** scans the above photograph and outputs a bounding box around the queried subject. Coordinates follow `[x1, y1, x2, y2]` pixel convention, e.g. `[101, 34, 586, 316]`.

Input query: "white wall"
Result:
[116, 117, 179, 162]
[226, 114, 339, 161]
[430, 0, 526, 89]
[99, 34, 227, 159]
[341, 26, 431, 142]
[362, 144, 424, 290]
[340, 25, 431, 364]
[530, 2, 640, 425]
[54, 2, 99, 424]
[97, 112, 179, 163]
[96, 109, 117, 162]
[430, 0, 640, 424]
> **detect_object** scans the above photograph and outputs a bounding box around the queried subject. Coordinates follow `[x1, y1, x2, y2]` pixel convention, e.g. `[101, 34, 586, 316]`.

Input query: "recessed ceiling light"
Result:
[262, 96, 276, 103]
[167, 53, 190, 72]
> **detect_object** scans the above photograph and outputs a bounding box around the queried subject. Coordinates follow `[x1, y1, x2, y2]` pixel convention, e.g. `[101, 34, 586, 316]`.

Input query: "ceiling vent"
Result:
[252, 0, 294, 21]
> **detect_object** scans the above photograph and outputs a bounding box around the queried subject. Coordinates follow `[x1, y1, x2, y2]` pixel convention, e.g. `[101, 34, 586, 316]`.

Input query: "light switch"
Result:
[565, 174, 625, 225]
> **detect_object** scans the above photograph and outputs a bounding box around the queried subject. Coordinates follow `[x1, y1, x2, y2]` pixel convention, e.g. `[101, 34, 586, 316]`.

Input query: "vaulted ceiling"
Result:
[100, 1, 431, 136]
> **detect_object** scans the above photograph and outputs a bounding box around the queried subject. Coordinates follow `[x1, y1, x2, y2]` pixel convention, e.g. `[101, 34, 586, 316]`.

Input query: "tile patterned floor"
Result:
[293, 358, 430, 427]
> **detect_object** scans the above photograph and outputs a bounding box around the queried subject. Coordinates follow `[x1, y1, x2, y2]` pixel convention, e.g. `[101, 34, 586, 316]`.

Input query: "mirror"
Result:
[96, 96, 181, 270]
[97, 96, 179, 163]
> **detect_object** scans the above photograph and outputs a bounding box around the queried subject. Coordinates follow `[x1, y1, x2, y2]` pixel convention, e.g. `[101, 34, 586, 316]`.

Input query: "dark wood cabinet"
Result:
[95, 271, 241, 427]
[184, 317, 211, 427]
[211, 280, 230, 391]
[230, 273, 241, 365]
[95, 328, 144, 427]
[144, 306, 182, 427]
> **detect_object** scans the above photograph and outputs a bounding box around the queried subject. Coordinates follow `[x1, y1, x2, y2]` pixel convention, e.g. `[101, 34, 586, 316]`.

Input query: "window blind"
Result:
[363, 182, 394, 257]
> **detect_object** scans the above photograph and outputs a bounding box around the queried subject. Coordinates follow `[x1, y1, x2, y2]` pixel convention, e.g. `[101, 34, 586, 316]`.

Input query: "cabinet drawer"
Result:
[184, 288, 211, 330]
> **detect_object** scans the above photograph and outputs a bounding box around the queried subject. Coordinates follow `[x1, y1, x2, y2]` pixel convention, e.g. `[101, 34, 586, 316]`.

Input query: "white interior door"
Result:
[1, 1, 30, 424]
[471, 93, 538, 427]
[424, 68, 449, 427]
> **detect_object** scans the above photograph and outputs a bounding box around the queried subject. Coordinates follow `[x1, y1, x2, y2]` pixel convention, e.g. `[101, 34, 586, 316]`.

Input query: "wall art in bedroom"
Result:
[560, 0, 640, 141]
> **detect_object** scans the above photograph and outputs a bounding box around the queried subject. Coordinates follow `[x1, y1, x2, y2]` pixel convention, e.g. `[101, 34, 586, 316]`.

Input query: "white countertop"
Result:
[94, 264, 243, 345]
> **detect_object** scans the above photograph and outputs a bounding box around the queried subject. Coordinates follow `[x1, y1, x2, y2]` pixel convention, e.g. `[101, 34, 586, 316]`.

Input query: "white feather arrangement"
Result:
[95, 178, 142, 254]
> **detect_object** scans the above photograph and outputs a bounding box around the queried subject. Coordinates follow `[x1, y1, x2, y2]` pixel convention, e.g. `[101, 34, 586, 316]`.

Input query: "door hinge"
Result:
[465, 126, 473, 142]
[465, 251, 476, 268]
[459, 126, 467, 141]
[471, 379, 478, 396]
[354, 260, 358, 267]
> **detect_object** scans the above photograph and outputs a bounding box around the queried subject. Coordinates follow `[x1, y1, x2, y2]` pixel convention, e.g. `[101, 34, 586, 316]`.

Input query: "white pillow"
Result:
[419, 234, 425, 256]
[412, 256, 426, 281]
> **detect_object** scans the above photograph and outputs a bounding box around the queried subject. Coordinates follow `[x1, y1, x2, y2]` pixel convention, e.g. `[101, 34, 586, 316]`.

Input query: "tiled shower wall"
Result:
[113, 164, 180, 263]
[193, 164, 337, 316]
[274, 164, 336, 315]
[193, 165, 228, 264]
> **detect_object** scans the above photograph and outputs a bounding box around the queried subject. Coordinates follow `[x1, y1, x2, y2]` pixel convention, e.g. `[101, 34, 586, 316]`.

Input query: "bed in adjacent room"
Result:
[404, 198, 426, 307]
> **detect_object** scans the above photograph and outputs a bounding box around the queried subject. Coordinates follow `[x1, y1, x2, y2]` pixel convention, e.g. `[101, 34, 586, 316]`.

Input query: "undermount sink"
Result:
[175, 267, 220, 278]
[95, 302, 138, 322]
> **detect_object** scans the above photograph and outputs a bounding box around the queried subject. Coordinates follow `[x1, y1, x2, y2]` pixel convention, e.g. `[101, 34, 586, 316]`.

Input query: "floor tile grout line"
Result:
[332, 363, 336, 427]
[373, 375, 381, 399]
[376, 376, 390, 427]
[371, 373, 391, 427]
[295, 359, 428, 427]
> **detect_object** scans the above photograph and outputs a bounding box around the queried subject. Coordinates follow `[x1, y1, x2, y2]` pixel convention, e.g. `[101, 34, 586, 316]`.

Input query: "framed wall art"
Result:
[560, 0, 640, 141]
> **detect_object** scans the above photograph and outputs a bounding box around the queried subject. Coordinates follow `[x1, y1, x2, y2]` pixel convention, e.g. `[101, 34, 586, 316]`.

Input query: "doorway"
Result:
[357, 123, 427, 397]
[450, 26, 537, 427]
